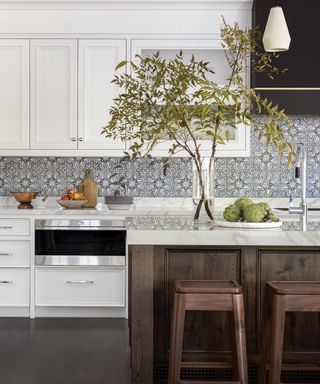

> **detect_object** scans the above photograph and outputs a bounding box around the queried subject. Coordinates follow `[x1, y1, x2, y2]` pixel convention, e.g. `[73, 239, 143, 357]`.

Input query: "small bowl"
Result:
[11, 192, 38, 209]
[106, 203, 133, 210]
[105, 196, 134, 210]
[57, 199, 88, 209]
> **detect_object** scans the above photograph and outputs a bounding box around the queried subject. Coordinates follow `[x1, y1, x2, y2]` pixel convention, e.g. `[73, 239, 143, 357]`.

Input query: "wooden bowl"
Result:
[11, 192, 38, 209]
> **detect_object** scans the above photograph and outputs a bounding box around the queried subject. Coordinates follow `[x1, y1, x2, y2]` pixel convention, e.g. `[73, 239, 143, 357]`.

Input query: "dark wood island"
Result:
[129, 241, 320, 383]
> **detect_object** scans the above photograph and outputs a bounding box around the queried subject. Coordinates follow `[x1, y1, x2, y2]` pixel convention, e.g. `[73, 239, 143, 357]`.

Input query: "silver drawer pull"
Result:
[0, 280, 13, 284]
[0, 226, 13, 229]
[66, 280, 94, 284]
[0, 253, 13, 256]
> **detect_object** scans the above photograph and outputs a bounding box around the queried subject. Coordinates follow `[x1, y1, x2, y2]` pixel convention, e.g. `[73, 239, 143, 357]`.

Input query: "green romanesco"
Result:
[259, 202, 271, 212]
[234, 198, 254, 213]
[223, 204, 241, 222]
[242, 203, 266, 222]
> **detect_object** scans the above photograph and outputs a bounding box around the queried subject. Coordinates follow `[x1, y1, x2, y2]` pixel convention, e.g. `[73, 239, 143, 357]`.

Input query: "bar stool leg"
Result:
[232, 293, 248, 384]
[258, 290, 273, 384]
[231, 311, 240, 382]
[268, 294, 286, 384]
[168, 292, 186, 384]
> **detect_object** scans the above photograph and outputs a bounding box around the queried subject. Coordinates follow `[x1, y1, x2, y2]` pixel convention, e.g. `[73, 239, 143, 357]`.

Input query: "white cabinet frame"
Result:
[30, 39, 78, 150]
[131, 38, 250, 157]
[78, 39, 126, 150]
[0, 40, 29, 149]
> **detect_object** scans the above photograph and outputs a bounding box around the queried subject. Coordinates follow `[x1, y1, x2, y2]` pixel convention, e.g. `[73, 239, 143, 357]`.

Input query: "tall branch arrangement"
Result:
[102, 20, 293, 221]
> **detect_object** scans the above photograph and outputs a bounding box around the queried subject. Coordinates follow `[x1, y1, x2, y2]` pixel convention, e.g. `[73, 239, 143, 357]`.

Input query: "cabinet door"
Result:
[0, 40, 29, 149]
[35, 267, 125, 307]
[131, 39, 250, 157]
[0, 268, 29, 306]
[78, 39, 126, 150]
[30, 39, 77, 149]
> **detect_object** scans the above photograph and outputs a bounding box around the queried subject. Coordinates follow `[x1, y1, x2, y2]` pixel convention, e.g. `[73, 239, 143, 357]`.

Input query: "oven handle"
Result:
[35, 255, 126, 266]
[66, 280, 94, 284]
[35, 227, 125, 231]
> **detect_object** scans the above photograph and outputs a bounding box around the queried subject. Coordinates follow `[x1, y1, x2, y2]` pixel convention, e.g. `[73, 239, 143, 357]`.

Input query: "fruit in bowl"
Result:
[58, 188, 87, 208]
[72, 192, 86, 201]
[67, 188, 76, 198]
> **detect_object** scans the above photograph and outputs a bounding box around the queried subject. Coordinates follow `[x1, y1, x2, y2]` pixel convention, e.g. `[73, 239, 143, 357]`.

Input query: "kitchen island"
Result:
[127, 215, 320, 384]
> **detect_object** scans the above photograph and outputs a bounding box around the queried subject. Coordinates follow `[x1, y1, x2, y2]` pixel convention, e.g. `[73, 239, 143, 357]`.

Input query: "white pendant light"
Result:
[263, 5, 291, 52]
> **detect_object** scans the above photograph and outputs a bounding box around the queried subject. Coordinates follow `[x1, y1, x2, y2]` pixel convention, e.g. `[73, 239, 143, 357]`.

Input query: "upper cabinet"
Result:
[131, 39, 250, 157]
[78, 40, 126, 150]
[0, 0, 253, 156]
[0, 40, 29, 149]
[253, 0, 320, 114]
[30, 39, 78, 149]
[3, 38, 127, 154]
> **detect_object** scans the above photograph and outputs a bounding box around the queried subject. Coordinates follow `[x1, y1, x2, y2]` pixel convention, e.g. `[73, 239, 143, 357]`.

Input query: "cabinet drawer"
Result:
[0, 268, 29, 306]
[35, 268, 125, 307]
[0, 219, 30, 236]
[0, 241, 30, 267]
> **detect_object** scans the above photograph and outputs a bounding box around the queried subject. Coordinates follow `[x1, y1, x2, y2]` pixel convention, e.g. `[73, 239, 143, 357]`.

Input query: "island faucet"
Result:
[289, 143, 307, 231]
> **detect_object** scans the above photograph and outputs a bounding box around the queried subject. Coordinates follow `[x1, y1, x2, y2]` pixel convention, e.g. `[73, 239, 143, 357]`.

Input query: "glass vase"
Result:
[192, 157, 214, 227]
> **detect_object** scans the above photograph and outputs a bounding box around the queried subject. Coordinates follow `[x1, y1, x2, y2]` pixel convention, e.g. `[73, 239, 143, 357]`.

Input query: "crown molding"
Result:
[0, 0, 254, 11]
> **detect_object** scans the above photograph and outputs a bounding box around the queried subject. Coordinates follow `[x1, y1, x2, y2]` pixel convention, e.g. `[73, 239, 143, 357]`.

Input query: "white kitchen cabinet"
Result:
[78, 39, 126, 150]
[0, 241, 30, 267]
[0, 268, 30, 306]
[0, 40, 29, 149]
[131, 39, 250, 157]
[0, 218, 31, 315]
[30, 39, 78, 149]
[0, 219, 30, 236]
[35, 267, 126, 307]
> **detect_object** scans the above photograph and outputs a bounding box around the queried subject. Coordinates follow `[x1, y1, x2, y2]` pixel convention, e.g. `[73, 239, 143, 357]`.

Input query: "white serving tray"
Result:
[215, 220, 282, 229]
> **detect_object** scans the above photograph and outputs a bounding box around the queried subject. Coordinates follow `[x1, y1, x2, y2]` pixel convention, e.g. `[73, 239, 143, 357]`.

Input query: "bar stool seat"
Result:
[168, 280, 248, 384]
[176, 280, 242, 294]
[258, 281, 320, 384]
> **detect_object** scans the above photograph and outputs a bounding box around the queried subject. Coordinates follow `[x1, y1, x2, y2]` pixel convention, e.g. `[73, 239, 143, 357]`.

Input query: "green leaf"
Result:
[115, 60, 127, 71]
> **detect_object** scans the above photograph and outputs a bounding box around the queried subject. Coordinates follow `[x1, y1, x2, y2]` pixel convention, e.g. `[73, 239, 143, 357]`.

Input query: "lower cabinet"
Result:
[0, 227, 31, 313]
[0, 240, 30, 267]
[35, 267, 126, 307]
[0, 268, 29, 306]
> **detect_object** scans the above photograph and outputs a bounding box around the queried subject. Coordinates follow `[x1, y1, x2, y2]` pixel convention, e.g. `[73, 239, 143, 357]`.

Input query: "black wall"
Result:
[253, 0, 320, 114]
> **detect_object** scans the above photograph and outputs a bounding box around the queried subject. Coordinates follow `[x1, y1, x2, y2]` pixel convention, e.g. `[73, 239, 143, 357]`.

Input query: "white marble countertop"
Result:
[1, 196, 320, 247]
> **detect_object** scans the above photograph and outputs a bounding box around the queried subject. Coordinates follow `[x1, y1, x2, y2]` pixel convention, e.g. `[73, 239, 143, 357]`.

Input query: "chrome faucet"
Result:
[289, 143, 307, 231]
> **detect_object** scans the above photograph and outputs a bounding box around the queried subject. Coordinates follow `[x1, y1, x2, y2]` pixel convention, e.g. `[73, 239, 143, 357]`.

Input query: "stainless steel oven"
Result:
[35, 219, 126, 266]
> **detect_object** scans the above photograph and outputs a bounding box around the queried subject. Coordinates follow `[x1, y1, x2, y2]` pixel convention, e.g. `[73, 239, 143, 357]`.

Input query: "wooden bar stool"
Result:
[258, 281, 320, 384]
[168, 280, 248, 384]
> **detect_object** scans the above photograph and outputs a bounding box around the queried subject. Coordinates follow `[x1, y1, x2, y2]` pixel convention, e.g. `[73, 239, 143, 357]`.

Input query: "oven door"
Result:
[35, 229, 126, 266]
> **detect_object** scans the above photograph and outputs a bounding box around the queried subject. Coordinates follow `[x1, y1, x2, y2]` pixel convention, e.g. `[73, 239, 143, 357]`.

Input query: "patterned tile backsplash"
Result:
[1, 115, 319, 198]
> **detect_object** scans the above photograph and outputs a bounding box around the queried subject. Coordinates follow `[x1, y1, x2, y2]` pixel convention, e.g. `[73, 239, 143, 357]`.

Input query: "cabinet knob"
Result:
[71, 137, 77, 142]
[78, 137, 84, 142]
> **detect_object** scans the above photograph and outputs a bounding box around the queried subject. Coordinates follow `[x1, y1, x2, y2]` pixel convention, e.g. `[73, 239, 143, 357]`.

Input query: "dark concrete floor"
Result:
[0, 318, 131, 384]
